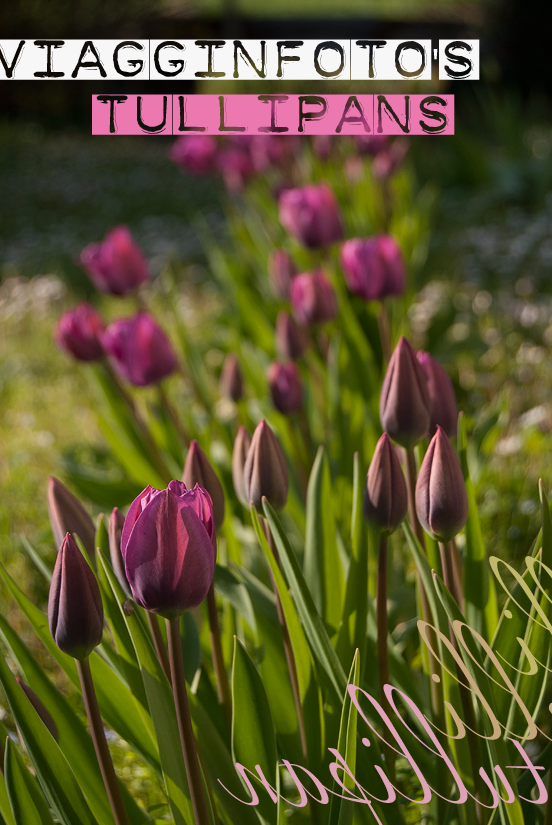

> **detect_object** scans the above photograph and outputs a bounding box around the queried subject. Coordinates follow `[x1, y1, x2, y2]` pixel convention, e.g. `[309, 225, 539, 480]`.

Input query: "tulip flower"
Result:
[183, 440, 225, 531]
[275, 311, 306, 360]
[415, 427, 468, 544]
[354, 135, 389, 155]
[48, 533, 103, 660]
[217, 142, 255, 192]
[102, 312, 178, 387]
[363, 433, 408, 536]
[109, 507, 131, 598]
[372, 138, 410, 180]
[121, 481, 215, 619]
[16, 678, 59, 742]
[243, 420, 288, 512]
[48, 476, 96, 563]
[55, 303, 104, 362]
[278, 183, 343, 248]
[340, 235, 405, 302]
[219, 353, 244, 402]
[268, 248, 297, 300]
[169, 135, 218, 175]
[416, 351, 458, 438]
[80, 226, 149, 296]
[290, 270, 338, 327]
[267, 361, 303, 415]
[380, 336, 430, 450]
[232, 426, 252, 508]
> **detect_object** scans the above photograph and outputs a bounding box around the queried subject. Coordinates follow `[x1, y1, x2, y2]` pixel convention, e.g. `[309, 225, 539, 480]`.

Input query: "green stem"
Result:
[206, 582, 232, 733]
[377, 302, 392, 366]
[146, 611, 172, 685]
[167, 617, 211, 825]
[76, 658, 131, 825]
[157, 383, 190, 448]
[377, 534, 395, 780]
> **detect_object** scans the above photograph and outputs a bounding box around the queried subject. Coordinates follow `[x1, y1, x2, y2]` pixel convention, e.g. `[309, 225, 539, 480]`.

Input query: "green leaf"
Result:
[214, 565, 257, 635]
[4, 738, 55, 825]
[0, 750, 16, 825]
[19, 537, 52, 581]
[304, 446, 345, 635]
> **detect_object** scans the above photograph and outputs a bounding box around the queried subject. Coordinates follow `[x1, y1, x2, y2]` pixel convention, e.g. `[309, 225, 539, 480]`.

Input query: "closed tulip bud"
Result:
[278, 183, 343, 249]
[243, 420, 288, 512]
[169, 135, 218, 175]
[290, 270, 338, 327]
[415, 427, 468, 543]
[340, 235, 406, 302]
[102, 312, 178, 387]
[276, 311, 306, 360]
[232, 426, 252, 507]
[48, 534, 104, 659]
[268, 248, 297, 300]
[416, 351, 458, 438]
[79, 226, 149, 296]
[183, 441, 225, 531]
[267, 361, 303, 415]
[363, 434, 408, 536]
[219, 353, 244, 402]
[48, 476, 96, 563]
[120, 482, 216, 619]
[109, 507, 131, 598]
[16, 679, 59, 742]
[55, 303, 104, 362]
[380, 336, 430, 449]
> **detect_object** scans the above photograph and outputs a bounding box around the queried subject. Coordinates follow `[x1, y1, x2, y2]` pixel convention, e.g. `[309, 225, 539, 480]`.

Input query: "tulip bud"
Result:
[380, 336, 430, 449]
[267, 362, 303, 415]
[109, 507, 131, 598]
[232, 426, 252, 508]
[219, 353, 244, 402]
[372, 138, 410, 180]
[416, 351, 458, 438]
[278, 183, 343, 249]
[354, 135, 389, 156]
[290, 270, 338, 327]
[79, 226, 149, 296]
[102, 312, 178, 387]
[275, 311, 306, 360]
[243, 420, 288, 513]
[121, 482, 216, 619]
[268, 249, 297, 300]
[48, 477, 96, 563]
[340, 235, 406, 302]
[16, 679, 59, 742]
[217, 141, 255, 192]
[415, 427, 468, 543]
[55, 303, 104, 362]
[169, 135, 218, 175]
[48, 534, 104, 659]
[183, 441, 225, 531]
[363, 434, 408, 536]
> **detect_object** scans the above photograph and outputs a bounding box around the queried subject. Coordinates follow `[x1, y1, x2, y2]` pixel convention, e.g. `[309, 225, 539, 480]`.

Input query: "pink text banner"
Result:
[91, 93, 454, 136]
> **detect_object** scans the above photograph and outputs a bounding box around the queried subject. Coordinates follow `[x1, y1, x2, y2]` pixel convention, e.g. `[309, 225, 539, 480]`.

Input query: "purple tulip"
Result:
[290, 270, 338, 326]
[363, 434, 408, 536]
[340, 235, 406, 302]
[275, 310, 306, 360]
[268, 249, 297, 300]
[48, 476, 96, 563]
[219, 353, 244, 402]
[415, 427, 468, 543]
[102, 312, 178, 387]
[217, 141, 255, 192]
[267, 361, 303, 415]
[380, 336, 430, 449]
[121, 480, 216, 619]
[79, 226, 150, 296]
[48, 533, 104, 660]
[169, 135, 218, 175]
[372, 138, 410, 180]
[416, 351, 458, 438]
[354, 135, 389, 156]
[278, 183, 343, 249]
[183, 440, 225, 531]
[232, 426, 252, 508]
[55, 303, 104, 362]
[243, 420, 288, 513]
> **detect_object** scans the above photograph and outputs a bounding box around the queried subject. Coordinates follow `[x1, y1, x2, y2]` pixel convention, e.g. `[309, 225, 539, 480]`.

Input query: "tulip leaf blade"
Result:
[4, 738, 55, 825]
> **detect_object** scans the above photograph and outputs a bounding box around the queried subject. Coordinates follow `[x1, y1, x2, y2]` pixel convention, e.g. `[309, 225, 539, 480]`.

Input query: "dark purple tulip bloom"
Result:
[354, 135, 389, 156]
[169, 135, 218, 175]
[276, 310, 306, 360]
[415, 427, 468, 543]
[232, 426, 252, 508]
[109, 507, 131, 598]
[243, 420, 288, 513]
[102, 312, 178, 387]
[380, 336, 430, 450]
[183, 440, 225, 531]
[267, 361, 303, 415]
[416, 351, 458, 438]
[121, 480, 216, 619]
[278, 183, 343, 249]
[55, 303, 104, 362]
[79, 226, 150, 296]
[363, 434, 408, 536]
[48, 533, 104, 660]
[340, 235, 406, 302]
[48, 476, 96, 563]
[219, 353, 244, 402]
[16, 678, 59, 741]
[217, 142, 255, 192]
[290, 270, 338, 327]
[268, 249, 297, 300]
